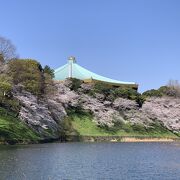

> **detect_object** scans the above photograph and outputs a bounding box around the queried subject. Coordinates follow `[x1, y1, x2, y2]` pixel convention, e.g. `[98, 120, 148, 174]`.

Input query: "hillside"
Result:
[0, 59, 179, 144]
[0, 107, 40, 144]
[10, 79, 180, 143]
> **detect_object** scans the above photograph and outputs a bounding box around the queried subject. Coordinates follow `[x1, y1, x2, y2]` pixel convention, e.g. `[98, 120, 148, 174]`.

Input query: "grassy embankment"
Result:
[63, 80, 180, 141]
[0, 107, 40, 144]
[66, 112, 179, 139]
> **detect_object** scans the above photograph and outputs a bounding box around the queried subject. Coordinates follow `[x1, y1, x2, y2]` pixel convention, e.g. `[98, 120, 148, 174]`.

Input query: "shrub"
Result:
[0, 74, 12, 96]
[69, 78, 83, 91]
[136, 94, 146, 107]
[112, 87, 138, 100]
[43, 65, 54, 78]
[0, 97, 20, 114]
[87, 82, 145, 106]
[93, 82, 113, 96]
[8, 59, 43, 95]
[143, 82, 180, 98]
[112, 87, 145, 107]
[7, 59, 55, 96]
[142, 89, 163, 97]
[43, 72, 56, 95]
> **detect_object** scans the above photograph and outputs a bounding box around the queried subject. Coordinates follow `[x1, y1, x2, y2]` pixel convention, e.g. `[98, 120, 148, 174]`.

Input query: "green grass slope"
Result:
[0, 108, 40, 144]
[67, 113, 178, 138]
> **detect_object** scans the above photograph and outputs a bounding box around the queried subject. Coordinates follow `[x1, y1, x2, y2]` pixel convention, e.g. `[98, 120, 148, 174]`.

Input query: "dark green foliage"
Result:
[69, 78, 83, 91]
[7, 59, 55, 96]
[158, 86, 170, 94]
[143, 86, 180, 98]
[61, 116, 80, 138]
[67, 104, 92, 117]
[143, 89, 163, 97]
[131, 123, 147, 133]
[135, 94, 146, 107]
[0, 96, 20, 114]
[92, 82, 180, 106]
[90, 82, 145, 107]
[8, 59, 43, 95]
[88, 82, 115, 101]
[43, 65, 55, 78]
[112, 87, 145, 106]
[43, 72, 56, 95]
[93, 82, 113, 96]
[112, 87, 137, 99]
[60, 107, 88, 138]
[116, 86, 143, 99]
[42, 66, 55, 95]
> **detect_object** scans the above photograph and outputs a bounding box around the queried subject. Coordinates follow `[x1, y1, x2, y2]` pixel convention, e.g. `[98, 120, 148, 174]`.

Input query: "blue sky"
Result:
[0, 0, 180, 92]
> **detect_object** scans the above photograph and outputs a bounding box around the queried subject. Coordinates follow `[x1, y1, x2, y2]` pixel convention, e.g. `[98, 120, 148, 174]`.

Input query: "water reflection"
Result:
[0, 142, 180, 180]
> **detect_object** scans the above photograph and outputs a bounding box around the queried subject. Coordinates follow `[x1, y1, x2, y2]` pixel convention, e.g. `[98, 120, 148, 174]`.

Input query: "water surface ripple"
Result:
[0, 142, 180, 180]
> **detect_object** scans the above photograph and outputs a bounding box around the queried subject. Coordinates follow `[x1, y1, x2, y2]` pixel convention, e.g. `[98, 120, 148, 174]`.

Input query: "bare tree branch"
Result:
[0, 36, 18, 62]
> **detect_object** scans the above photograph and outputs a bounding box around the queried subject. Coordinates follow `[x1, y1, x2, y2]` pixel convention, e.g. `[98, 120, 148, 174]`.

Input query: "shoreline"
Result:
[0, 136, 180, 145]
[117, 137, 175, 142]
[66, 135, 180, 143]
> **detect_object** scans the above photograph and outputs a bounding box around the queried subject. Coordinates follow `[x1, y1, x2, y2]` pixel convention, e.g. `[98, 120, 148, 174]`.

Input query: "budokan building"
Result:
[54, 56, 138, 90]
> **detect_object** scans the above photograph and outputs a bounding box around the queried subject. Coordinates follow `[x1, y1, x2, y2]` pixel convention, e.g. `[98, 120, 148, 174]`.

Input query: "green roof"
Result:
[54, 57, 137, 86]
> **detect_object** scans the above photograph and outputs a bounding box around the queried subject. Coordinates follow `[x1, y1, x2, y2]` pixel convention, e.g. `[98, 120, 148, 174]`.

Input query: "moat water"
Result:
[0, 142, 180, 180]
